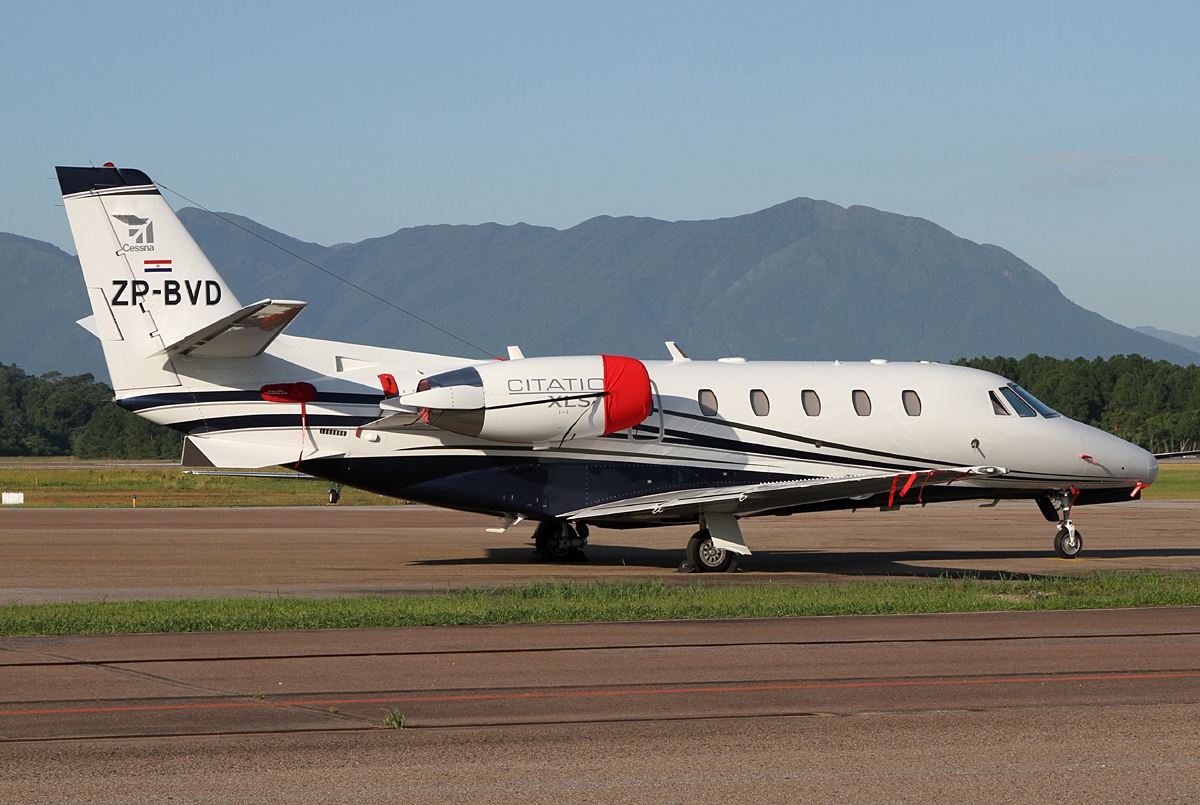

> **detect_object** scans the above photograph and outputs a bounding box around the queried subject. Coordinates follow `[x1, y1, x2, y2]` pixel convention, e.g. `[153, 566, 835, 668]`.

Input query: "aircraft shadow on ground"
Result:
[412, 545, 1200, 580]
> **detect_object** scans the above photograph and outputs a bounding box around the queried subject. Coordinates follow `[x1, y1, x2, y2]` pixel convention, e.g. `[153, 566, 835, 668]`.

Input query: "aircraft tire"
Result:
[1054, 525, 1082, 559]
[687, 530, 733, 572]
[534, 521, 576, 562]
[327, 487, 340, 505]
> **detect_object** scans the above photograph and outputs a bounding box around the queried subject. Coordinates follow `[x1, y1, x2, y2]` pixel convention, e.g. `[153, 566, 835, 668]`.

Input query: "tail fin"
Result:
[57, 165, 244, 392]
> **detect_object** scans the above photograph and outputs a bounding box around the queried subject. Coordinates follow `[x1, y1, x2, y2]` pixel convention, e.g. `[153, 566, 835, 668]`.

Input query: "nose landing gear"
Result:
[1040, 489, 1083, 559]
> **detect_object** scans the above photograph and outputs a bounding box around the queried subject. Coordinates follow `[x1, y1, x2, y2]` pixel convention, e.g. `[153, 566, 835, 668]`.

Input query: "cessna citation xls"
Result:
[58, 165, 1158, 571]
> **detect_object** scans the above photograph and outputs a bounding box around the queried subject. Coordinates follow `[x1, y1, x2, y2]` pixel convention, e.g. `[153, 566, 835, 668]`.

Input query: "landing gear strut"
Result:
[681, 529, 736, 573]
[1042, 490, 1083, 559]
[531, 520, 588, 562]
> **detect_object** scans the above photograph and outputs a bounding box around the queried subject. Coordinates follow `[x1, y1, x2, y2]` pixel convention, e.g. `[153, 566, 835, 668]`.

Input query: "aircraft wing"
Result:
[562, 465, 1008, 523]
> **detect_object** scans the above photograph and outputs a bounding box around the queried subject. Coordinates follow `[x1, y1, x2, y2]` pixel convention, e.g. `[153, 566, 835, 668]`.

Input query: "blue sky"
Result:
[2, 1, 1198, 334]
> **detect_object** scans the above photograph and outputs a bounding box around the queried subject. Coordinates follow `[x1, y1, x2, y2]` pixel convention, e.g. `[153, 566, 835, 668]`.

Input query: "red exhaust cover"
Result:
[601, 355, 652, 434]
[260, 382, 318, 403]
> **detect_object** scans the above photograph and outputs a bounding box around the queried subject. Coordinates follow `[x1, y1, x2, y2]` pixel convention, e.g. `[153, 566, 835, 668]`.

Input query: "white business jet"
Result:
[59, 165, 1158, 571]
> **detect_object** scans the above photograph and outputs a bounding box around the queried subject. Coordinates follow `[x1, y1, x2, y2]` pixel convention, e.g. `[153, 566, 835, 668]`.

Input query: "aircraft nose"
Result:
[1133, 443, 1159, 485]
[1083, 428, 1155, 483]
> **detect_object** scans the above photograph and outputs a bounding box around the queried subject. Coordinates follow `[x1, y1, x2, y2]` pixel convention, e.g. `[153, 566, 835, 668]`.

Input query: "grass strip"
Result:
[1, 463, 1196, 508]
[2, 573, 1198, 636]
[0, 466, 407, 508]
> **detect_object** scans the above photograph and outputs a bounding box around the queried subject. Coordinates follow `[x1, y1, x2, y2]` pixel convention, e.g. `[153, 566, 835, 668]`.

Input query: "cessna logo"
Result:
[112, 214, 155, 252]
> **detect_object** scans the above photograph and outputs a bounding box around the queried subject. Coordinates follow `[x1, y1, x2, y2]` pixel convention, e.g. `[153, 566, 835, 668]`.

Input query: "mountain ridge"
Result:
[1, 196, 1197, 382]
[1135, 325, 1200, 355]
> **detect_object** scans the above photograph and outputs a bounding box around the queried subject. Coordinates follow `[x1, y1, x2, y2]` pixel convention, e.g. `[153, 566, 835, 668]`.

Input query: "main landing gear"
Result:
[1038, 490, 1083, 559]
[680, 529, 737, 573]
[531, 520, 589, 562]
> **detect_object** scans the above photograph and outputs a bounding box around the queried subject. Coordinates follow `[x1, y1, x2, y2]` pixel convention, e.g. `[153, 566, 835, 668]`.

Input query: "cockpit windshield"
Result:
[998, 387, 1035, 417]
[1008, 383, 1060, 418]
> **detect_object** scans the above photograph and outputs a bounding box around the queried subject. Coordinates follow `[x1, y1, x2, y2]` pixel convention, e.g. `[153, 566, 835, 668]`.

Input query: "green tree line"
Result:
[0, 363, 182, 459]
[957, 354, 1200, 454]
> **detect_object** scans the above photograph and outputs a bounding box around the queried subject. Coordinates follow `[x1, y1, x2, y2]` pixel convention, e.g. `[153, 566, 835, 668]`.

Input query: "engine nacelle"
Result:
[398, 355, 652, 444]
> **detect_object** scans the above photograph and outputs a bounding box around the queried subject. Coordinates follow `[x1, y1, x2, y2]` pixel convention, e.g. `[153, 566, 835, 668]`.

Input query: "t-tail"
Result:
[57, 165, 306, 394]
[57, 165, 339, 468]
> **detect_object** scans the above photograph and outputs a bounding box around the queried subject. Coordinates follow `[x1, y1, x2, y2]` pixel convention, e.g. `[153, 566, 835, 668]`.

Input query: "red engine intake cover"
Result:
[260, 382, 318, 403]
[601, 355, 652, 434]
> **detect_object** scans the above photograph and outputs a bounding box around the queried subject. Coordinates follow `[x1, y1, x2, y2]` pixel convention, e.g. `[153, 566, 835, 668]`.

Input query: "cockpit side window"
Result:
[1009, 384, 1060, 418]
[989, 390, 1011, 416]
[999, 387, 1036, 417]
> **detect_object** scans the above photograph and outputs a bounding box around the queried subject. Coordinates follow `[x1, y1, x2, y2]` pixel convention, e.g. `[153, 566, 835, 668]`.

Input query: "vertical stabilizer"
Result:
[57, 165, 243, 392]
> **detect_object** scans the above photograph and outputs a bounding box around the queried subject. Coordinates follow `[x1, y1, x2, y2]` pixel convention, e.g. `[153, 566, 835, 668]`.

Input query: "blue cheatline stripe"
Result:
[140, 394, 1066, 481]
[118, 389, 384, 412]
[661, 407, 961, 469]
[172, 411, 920, 475]
[175, 411, 1074, 485]
[171, 413, 379, 435]
[126, 391, 947, 471]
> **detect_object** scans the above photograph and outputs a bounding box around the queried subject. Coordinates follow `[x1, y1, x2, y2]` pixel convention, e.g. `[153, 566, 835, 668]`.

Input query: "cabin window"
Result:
[852, 389, 872, 416]
[698, 389, 719, 417]
[999, 387, 1036, 417]
[750, 389, 770, 417]
[801, 389, 821, 417]
[902, 390, 922, 416]
[989, 390, 1010, 416]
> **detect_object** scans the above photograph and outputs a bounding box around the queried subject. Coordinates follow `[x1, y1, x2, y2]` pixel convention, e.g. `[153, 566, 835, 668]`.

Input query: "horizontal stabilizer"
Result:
[161, 299, 306, 358]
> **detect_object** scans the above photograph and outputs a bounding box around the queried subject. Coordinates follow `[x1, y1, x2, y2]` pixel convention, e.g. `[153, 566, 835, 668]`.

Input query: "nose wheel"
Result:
[1054, 521, 1083, 559]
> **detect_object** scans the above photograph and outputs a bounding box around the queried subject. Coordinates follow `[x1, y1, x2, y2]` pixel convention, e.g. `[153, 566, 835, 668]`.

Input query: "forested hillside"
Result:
[958, 354, 1200, 454]
[0, 364, 181, 459]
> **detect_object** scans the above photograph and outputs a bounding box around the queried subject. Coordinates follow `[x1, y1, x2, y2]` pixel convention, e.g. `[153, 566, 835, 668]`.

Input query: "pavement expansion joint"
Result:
[7, 626, 1200, 669]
